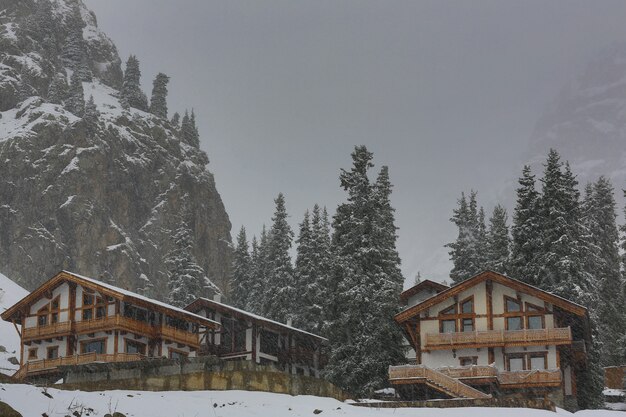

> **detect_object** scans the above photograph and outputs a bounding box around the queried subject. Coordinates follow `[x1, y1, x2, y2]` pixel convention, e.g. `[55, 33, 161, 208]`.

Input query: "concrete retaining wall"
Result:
[57, 357, 348, 401]
[352, 397, 555, 411]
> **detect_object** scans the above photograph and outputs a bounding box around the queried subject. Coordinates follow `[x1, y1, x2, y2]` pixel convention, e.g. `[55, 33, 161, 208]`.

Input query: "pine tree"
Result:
[62, 4, 92, 82]
[485, 204, 510, 274]
[171, 112, 180, 128]
[65, 71, 85, 116]
[324, 146, 406, 395]
[121, 55, 148, 111]
[102, 60, 124, 90]
[262, 193, 295, 322]
[509, 165, 542, 286]
[83, 95, 100, 134]
[447, 191, 484, 283]
[165, 222, 216, 307]
[181, 109, 200, 147]
[47, 74, 68, 104]
[149, 72, 170, 119]
[293, 210, 313, 329]
[248, 226, 270, 314]
[231, 226, 252, 309]
[584, 177, 624, 366]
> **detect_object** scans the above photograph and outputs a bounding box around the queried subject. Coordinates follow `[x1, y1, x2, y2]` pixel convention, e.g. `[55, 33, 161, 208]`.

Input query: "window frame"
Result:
[459, 356, 478, 366]
[28, 347, 38, 360]
[47, 346, 59, 359]
[80, 338, 107, 354]
[440, 319, 457, 333]
[124, 339, 147, 355]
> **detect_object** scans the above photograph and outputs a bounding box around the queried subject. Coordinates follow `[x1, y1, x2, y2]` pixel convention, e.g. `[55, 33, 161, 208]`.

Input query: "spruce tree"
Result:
[62, 4, 92, 82]
[585, 177, 624, 366]
[293, 210, 313, 329]
[231, 226, 252, 309]
[181, 109, 200, 147]
[447, 191, 484, 283]
[165, 222, 217, 307]
[248, 226, 270, 314]
[47, 74, 68, 104]
[509, 165, 542, 286]
[121, 55, 148, 111]
[65, 71, 85, 116]
[171, 112, 181, 128]
[262, 193, 295, 322]
[324, 146, 405, 395]
[149, 72, 170, 119]
[83, 95, 100, 134]
[485, 204, 510, 274]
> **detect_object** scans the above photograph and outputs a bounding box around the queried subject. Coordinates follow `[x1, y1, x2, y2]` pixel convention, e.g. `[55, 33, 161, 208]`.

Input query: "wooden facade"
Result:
[1, 271, 219, 380]
[391, 270, 591, 403]
[185, 297, 326, 377]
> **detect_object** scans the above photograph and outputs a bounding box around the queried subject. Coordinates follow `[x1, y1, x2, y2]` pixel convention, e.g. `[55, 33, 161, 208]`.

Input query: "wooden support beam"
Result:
[486, 280, 493, 331]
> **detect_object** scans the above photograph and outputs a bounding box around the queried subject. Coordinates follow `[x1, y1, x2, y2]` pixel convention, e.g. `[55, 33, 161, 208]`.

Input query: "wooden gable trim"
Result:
[395, 270, 586, 323]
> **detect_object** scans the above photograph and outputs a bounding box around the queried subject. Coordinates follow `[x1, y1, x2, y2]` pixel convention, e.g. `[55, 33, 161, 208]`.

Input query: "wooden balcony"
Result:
[74, 315, 155, 336]
[424, 327, 572, 350]
[499, 369, 562, 388]
[23, 321, 72, 341]
[160, 324, 200, 347]
[13, 352, 144, 380]
[437, 365, 498, 380]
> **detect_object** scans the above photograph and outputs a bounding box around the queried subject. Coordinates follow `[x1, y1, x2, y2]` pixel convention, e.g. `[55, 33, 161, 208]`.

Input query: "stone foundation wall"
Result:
[352, 397, 555, 411]
[56, 357, 348, 401]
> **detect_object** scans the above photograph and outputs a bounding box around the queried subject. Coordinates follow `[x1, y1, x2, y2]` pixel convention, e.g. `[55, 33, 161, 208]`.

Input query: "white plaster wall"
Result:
[422, 348, 488, 368]
[23, 338, 67, 362]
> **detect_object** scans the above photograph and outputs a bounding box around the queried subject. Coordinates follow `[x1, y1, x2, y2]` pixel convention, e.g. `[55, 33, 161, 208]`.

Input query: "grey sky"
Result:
[84, 0, 626, 284]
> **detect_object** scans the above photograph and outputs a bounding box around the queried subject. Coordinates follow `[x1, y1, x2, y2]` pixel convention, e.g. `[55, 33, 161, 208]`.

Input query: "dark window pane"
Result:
[47, 347, 58, 359]
[462, 318, 473, 332]
[38, 315, 48, 326]
[528, 316, 543, 330]
[507, 316, 522, 331]
[461, 300, 473, 314]
[261, 331, 279, 355]
[96, 306, 106, 319]
[441, 320, 456, 333]
[506, 298, 521, 312]
[83, 340, 105, 354]
[83, 309, 93, 320]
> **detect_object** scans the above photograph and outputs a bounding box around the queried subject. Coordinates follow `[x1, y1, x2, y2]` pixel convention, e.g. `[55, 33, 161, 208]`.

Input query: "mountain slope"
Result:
[0, 0, 232, 296]
[526, 43, 626, 187]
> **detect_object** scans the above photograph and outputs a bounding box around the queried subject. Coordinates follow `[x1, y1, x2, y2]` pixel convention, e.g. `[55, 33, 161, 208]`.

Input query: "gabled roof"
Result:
[0, 271, 219, 329]
[395, 270, 587, 323]
[400, 279, 449, 304]
[185, 297, 327, 343]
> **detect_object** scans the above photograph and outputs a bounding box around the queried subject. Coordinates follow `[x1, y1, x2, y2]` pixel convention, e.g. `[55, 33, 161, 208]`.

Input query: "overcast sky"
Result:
[84, 0, 626, 285]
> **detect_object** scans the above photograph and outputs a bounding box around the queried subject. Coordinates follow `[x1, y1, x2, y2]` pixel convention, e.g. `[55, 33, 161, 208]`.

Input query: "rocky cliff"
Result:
[0, 0, 232, 296]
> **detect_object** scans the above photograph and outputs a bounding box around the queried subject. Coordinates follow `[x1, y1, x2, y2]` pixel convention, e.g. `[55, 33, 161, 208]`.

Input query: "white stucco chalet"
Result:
[390, 270, 591, 407]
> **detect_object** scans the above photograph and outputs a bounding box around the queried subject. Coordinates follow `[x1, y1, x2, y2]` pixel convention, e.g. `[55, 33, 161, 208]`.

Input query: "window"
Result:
[459, 356, 478, 366]
[506, 316, 523, 331]
[461, 298, 473, 314]
[260, 331, 279, 356]
[96, 306, 106, 319]
[28, 348, 38, 360]
[82, 308, 93, 320]
[51, 312, 58, 324]
[81, 339, 105, 354]
[529, 353, 547, 370]
[440, 305, 455, 315]
[505, 297, 521, 312]
[462, 318, 474, 332]
[83, 294, 94, 306]
[125, 340, 146, 355]
[527, 315, 544, 330]
[508, 356, 525, 371]
[47, 346, 59, 359]
[441, 319, 456, 333]
[51, 298, 60, 310]
[38, 314, 48, 326]
[169, 349, 188, 360]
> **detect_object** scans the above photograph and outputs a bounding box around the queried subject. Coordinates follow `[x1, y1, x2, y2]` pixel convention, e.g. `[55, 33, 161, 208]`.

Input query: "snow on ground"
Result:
[0, 272, 28, 376]
[0, 384, 621, 417]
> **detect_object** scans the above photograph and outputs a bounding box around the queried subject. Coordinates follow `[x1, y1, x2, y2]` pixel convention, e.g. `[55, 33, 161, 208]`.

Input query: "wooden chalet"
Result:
[1, 271, 219, 380]
[390, 270, 591, 407]
[185, 296, 327, 377]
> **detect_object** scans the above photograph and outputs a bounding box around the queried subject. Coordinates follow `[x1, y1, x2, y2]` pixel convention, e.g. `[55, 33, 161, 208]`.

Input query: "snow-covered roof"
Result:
[62, 271, 219, 327]
[188, 298, 327, 342]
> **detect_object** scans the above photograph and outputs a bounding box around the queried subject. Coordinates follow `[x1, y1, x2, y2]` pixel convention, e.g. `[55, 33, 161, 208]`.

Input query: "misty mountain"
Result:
[526, 43, 626, 189]
[0, 0, 232, 296]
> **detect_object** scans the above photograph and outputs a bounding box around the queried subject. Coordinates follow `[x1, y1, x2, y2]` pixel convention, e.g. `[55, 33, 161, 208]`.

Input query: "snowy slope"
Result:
[0, 384, 619, 417]
[0, 272, 28, 375]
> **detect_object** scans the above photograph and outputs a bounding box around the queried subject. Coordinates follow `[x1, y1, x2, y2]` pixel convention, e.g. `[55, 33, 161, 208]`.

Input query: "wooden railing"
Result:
[75, 315, 155, 335]
[437, 365, 498, 379]
[23, 321, 72, 340]
[160, 324, 199, 347]
[499, 369, 562, 386]
[13, 352, 144, 380]
[388, 365, 491, 399]
[425, 327, 572, 350]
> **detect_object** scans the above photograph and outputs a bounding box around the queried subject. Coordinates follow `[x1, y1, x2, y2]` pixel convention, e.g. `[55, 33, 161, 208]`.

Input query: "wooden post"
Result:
[486, 280, 493, 331]
[68, 282, 76, 356]
[415, 320, 422, 364]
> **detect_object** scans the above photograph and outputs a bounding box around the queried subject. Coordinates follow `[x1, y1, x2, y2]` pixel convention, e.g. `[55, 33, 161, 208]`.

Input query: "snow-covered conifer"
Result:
[65, 71, 85, 116]
[83, 95, 100, 133]
[485, 204, 510, 274]
[121, 55, 148, 111]
[47, 74, 68, 104]
[231, 226, 252, 309]
[149, 72, 170, 119]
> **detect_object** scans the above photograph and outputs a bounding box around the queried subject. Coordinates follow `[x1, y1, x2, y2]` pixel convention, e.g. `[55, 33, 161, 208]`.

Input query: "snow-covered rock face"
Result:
[0, 272, 28, 375]
[0, 0, 232, 296]
[526, 43, 626, 187]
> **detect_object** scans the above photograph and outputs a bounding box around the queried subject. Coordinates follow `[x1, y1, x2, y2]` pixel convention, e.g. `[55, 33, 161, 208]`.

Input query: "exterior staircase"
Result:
[388, 364, 491, 399]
